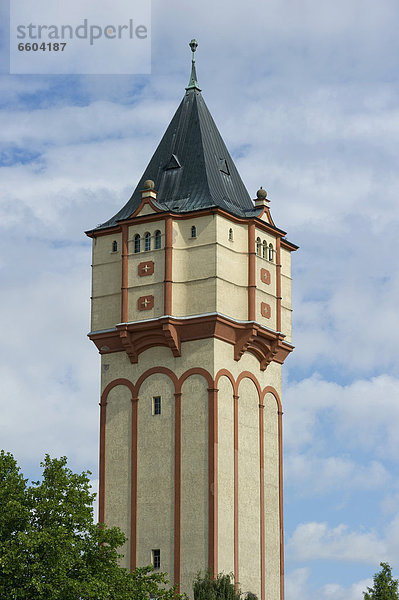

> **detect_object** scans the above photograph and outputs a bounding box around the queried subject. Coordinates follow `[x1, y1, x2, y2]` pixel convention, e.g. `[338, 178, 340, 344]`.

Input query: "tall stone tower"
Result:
[87, 41, 297, 600]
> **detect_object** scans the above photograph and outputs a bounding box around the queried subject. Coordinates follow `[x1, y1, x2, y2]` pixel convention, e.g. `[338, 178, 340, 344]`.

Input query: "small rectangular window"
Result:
[152, 396, 161, 415]
[152, 549, 161, 569]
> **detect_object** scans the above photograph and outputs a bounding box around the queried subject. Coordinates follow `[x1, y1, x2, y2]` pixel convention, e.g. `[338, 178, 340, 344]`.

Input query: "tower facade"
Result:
[87, 43, 297, 600]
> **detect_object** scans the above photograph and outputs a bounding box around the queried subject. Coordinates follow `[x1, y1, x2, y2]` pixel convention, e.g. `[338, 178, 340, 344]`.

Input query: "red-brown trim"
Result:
[260, 268, 271, 285]
[236, 370, 263, 399]
[259, 400, 265, 600]
[138, 260, 154, 276]
[280, 238, 298, 251]
[214, 368, 238, 395]
[174, 392, 182, 591]
[233, 393, 239, 588]
[98, 399, 106, 524]
[179, 367, 214, 391]
[121, 224, 128, 322]
[130, 395, 138, 571]
[248, 222, 256, 321]
[278, 406, 284, 600]
[100, 369, 286, 595]
[208, 387, 219, 576]
[262, 387, 284, 600]
[129, 195, 163, 219]
[164, 216, 173, 315]
[135, 366, 179, 396]
[100, 379, 136, 568]
[260, 302, 271, 319]
[137, 295, 154, 311]
[276, 236, 282, 332]
[86, 207, 298, 252]
[90, 313, 294, 372]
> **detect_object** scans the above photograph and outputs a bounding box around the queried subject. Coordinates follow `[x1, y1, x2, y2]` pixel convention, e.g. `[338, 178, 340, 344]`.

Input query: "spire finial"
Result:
[186, 38, 201, 92]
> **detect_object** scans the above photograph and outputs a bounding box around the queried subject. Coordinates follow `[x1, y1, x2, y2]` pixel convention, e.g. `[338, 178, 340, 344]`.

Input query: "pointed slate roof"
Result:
[93, 44, 260, 232]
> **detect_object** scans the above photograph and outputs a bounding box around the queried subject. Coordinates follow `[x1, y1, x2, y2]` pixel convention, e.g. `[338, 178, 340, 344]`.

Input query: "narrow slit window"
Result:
[228, 228, 233, 241]
[144, 232, 151, 251]
[268, 243, 274, 261]
[152, 396, 161, 415]
[112, 240, 118, 252]
[155, 230, 162, 249]
[152, 549, 161, 569]
[256, 237, 261, 256]
[191, 225, 197, 238]
[134, 234, 141, 253]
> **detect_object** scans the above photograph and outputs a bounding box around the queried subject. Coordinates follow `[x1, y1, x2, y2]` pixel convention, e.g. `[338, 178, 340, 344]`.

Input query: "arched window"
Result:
[262, 240, 267, 259]
[268, 243, 274, 261]
[256, 237, 261, 256]
[134, 234, 141, 253]
[191, 225, 197, 238]
[228, 228, 234, 241]
[112, 240, 118, 252]
[144, 232, 151, 251]
[154, 230, 161, 249]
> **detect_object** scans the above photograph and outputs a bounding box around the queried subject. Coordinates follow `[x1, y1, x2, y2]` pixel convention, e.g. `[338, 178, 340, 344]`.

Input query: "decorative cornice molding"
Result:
[89, 313, 293, 370]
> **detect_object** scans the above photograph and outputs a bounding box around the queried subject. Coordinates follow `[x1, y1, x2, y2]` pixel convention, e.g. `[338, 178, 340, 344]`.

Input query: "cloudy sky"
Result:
[1, 0, 398, 597]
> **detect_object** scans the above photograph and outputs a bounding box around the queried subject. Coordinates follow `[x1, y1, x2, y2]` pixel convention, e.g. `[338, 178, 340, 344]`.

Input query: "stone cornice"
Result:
[88, 313, 294, 371]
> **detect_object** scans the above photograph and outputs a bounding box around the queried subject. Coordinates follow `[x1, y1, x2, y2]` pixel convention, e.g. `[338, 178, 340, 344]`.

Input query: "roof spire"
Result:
[186, 38, 201, 92]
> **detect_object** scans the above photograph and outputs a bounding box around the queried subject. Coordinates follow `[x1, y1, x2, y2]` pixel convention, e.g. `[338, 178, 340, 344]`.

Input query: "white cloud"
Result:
[319, 578, 373, 600]
[0, 256, 99, 476]
[285, 454, 390, 495]
[1, 2, 399, 598]
[284, 374, 399, 460]
[286, 567, 372, 600]
[287, 517, 399, 565]
[285, 567, 310, 599]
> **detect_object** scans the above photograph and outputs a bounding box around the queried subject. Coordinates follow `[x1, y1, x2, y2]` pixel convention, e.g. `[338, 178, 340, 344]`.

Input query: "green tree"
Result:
[193, 570, 257, 600]
[364, 562, 399, 600]
[0, 451, 185, 600]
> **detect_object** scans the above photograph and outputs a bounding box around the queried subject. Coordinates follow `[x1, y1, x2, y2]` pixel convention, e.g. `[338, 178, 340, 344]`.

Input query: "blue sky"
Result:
[1, 0, 398, 598]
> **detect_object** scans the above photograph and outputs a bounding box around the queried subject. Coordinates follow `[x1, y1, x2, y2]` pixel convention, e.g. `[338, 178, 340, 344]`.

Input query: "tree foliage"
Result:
[364, 562, 399, 600]
[0, 451, 185, 600]
[193, 570, 257, 600]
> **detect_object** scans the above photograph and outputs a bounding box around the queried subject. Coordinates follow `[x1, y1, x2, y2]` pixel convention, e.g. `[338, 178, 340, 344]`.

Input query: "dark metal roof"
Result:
[93, 87, 261, 231]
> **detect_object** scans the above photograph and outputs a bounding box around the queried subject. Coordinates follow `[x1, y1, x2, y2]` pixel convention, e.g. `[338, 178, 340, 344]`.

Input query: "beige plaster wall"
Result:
[91, 235, 122, 331]
[180, 374, 209, 594]
[280, 247, 292, 342]
[214, 338, 282, 396]
[217, 278, 248, 320]
[216, 215, 247, 253]
[91, 293, 121, 332]
[280, 246, 291, 278]
[100, 331, 284, 599]
[173, 215, 216, 248]
[126, 222, 165, 322]
[136, 373, 175, 579]
[264, 392, 281, 600]
[255, 228, 277, 262]
[217, 375, 235, 576]
[215, 217, 247, 321]
[104, 384, 132, 568]
[135, 202, 158, 216]
[237, 377, 261, 598]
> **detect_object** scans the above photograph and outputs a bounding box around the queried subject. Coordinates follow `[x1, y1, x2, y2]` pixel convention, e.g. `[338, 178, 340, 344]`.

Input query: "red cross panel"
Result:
[260, 302, 271, 319]
[137, 295, 154, 311]
[138, 261, 155, 277]
[260, 268, 271, 285]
